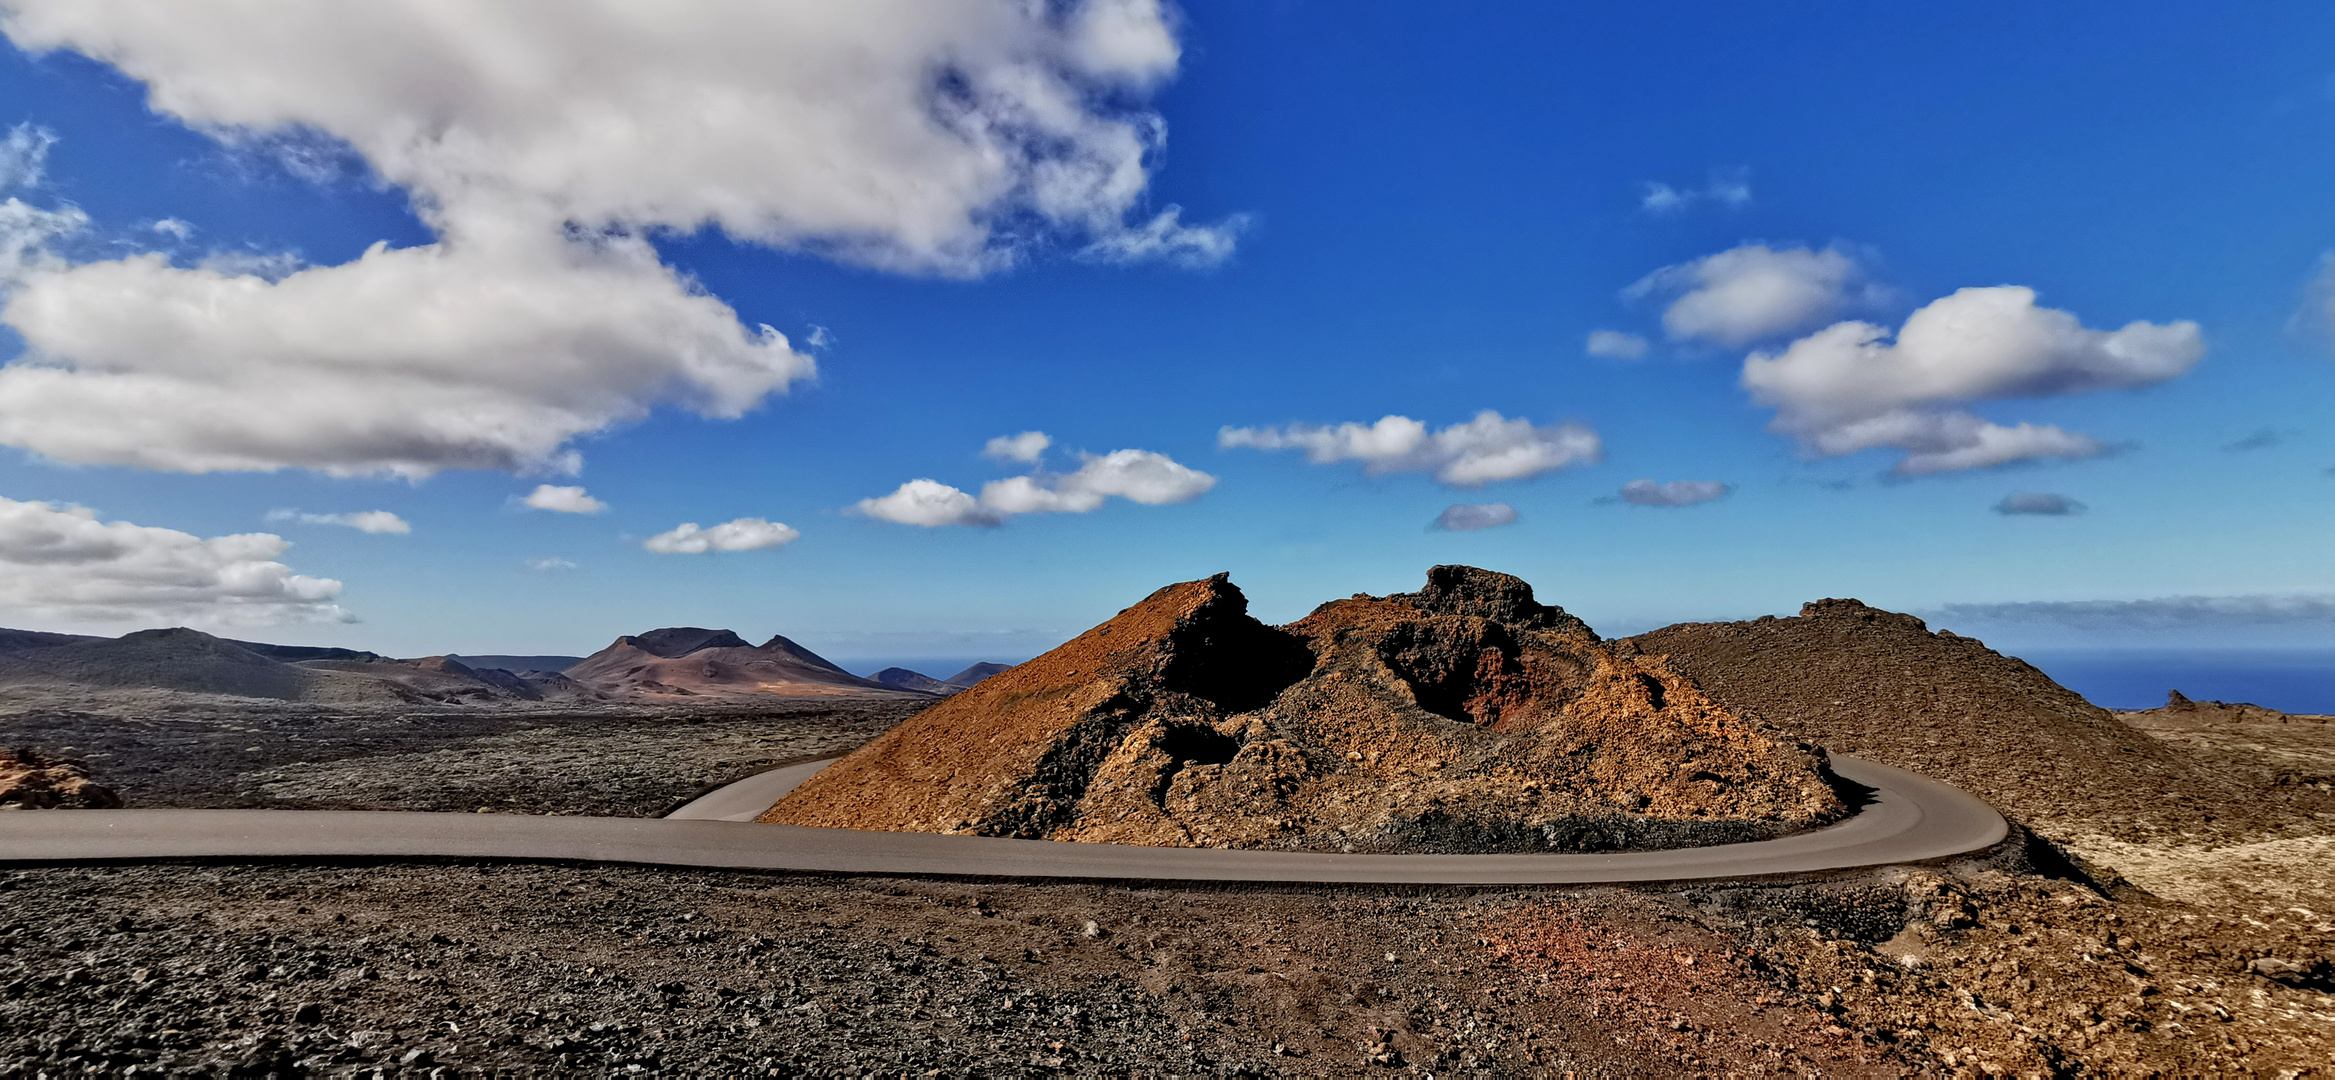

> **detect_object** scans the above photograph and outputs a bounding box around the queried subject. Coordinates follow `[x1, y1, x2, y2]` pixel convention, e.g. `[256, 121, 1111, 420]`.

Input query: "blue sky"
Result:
[0, 1, 2330, 665]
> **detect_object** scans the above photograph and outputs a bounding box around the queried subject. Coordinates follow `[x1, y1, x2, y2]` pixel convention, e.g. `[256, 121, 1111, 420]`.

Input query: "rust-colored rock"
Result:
[765, 567, 1844, 851]
[0, 748, 120, 809]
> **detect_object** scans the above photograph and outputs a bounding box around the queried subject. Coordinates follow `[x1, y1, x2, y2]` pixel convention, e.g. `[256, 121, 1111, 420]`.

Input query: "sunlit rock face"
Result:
[766, 566, 1845, 852]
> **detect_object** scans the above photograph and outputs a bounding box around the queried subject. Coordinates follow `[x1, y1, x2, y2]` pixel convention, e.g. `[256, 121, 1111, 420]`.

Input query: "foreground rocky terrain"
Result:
[2, 835, 2330, 1076]
[773, 567, 1843, 852]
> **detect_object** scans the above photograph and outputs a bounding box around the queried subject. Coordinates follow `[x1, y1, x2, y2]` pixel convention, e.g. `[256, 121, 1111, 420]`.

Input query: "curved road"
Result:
[0, 756, 2003, 885]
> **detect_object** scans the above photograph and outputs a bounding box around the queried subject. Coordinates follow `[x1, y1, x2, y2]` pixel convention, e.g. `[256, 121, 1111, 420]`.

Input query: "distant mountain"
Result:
[566, 628, 902, 699]
[443, 654, 587, 674]
[0, 629, 101, 654]
[871, 667, 953, 695]
[225, 639, 384, 663]
[944, 662, 1013, 689]
[0, 628, 313, 700]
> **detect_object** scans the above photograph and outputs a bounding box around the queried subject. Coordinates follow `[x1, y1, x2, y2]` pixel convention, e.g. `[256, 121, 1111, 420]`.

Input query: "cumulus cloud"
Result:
[1430, 502, 1517, 531]
[1627, 244, 1878, 347]
[983, 430, 1052, 464]
[642, 517, 799, 554]
[857, 448, 1215, 527]
[1639, 171, 1751, 214]
[1617, 479, 1729, 507]
[524, 556, 577, 571]
[1993, 492, 2085, 516]
[0, 0, 1234, 476]
[1219, 411, 1601, 488]
[0, 495, 348, 626]
[1585, 330, 1649, 360]
[522, 485, 608, 514]
[1742, 286, 2204, 475]
[266, 508, 411, 534]
[149, 217, 193, 240]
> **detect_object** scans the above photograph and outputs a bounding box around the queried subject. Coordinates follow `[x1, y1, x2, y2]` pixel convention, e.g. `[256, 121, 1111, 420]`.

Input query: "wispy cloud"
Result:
[1584, 330, 1649, 360]
[2222, 428, 2284, 452]
[1933, 594, 2335, 631]
[524, 556, 577, 571]
[1638, 169, 1751, 214]
[1993, 492, 2085, 516]
[1616, 479, 1729, 507]
[266, 508, 411, 534]
[1430, 502, 1518, 531]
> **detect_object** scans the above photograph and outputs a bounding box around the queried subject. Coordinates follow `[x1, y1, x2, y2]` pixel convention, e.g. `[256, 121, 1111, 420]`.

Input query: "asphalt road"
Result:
[0, 756, 2004, 885]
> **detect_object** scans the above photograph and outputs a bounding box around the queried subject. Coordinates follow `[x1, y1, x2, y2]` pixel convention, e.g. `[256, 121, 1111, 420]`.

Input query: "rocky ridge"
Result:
[768, 566, 1844, 851]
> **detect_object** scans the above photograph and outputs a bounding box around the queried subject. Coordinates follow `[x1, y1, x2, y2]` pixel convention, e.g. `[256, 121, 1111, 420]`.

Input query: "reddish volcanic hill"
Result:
[566, 627, 897, 699]
[1623, 600, 2256, 844]
[766, 567, 1844, 852]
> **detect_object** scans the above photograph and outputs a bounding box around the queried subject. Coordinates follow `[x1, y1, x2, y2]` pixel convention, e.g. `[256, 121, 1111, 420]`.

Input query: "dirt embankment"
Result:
[771, 567, 1843, 852]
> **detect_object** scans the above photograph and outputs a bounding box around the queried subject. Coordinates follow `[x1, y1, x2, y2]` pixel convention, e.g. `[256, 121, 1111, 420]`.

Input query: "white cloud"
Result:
[1742, 285, 2203, 475]
[1617, 479, 1729, 507]
[856, 478, 1007, 528]
[1219, 410, 1601, 488]
[804, 324, 832, 349]
[525, 556, 578, 571]
[983, 430, 1052, 464]
[0, 123, 56, 190]
[1626, 244, 1876, 347]
[149, 217, 193, 241]
[1994, 492, 2085, 516]
[1585, 329, 1649, 360]
[0, 0, 1235, 477]
[266, 508, 411, 534]
[857, 448, 1214, 527]
[0, 495, 349, 626]
[1431, 502, 1517, 531]
[643, 517, 800, 554]
[1639, 171, 1750, 214]
[522, 485, 608, 514]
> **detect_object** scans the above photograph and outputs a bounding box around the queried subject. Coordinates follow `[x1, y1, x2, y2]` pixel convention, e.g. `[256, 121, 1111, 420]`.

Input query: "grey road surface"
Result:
[666, 758, 836, 821]
[0, 757, 2004, 885]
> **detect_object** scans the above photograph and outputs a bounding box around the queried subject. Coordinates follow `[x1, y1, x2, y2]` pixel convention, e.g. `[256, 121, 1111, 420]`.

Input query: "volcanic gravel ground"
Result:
[2, 839, 2331, 1075]
[0, 700, 920, 816]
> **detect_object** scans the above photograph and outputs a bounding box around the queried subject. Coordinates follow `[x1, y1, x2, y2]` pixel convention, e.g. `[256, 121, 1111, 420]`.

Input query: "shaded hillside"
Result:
[567, 628, 898, 699]
[871, 668, 952, 695]
[944, 662, 1013, 690]
[444, 654, 586, 675]
[1625, 600, 2255, 844]
[769, 567, 1843, 852]
[0, 628, 318, 700]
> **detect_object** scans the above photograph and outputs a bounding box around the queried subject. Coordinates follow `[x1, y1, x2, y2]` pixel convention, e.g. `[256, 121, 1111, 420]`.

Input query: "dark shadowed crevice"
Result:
[1158, 725, 1240, 767]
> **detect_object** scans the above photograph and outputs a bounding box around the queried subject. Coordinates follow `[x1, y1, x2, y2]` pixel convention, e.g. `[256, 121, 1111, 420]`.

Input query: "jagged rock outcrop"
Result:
[0, 748, 120, 809]
[766, 567, 1844, 852]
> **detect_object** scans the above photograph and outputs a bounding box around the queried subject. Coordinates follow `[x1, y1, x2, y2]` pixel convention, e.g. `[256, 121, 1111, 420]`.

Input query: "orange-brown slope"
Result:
[767, 567, 1844, 852]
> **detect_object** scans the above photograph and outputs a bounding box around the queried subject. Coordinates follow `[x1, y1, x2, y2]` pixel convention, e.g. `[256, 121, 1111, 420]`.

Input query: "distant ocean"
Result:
[2015, 649, 2335, 714]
